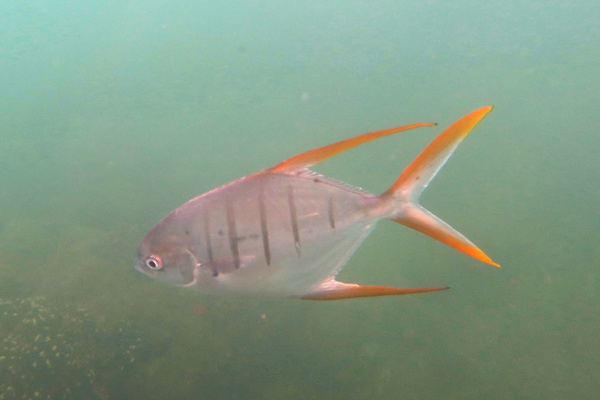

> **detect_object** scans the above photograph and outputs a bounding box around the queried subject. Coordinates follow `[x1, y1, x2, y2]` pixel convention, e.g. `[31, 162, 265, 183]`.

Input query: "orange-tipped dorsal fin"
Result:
[269, 122, 436, 173]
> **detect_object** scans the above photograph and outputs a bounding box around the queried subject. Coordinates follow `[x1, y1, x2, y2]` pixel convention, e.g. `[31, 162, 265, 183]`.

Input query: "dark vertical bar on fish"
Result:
[204, 214, 214, 263]
[204, 214, 218, 276]
[258, 185, 271, 266]
[287, 185, 301, 256]
[226, 201, 240, 269]
[327, 197, 336, 230]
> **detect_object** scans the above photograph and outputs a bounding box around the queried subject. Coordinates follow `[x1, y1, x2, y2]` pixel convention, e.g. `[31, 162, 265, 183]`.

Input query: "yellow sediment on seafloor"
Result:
[0, 296, 144, 399]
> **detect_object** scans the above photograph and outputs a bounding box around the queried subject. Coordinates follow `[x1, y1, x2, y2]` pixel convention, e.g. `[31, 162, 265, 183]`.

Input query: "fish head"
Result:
[134, 218, 196, 287]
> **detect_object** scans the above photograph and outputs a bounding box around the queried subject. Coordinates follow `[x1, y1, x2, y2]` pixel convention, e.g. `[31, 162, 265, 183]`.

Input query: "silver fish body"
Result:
[135, 107, 499, 300]
[136, 171, 384, 296]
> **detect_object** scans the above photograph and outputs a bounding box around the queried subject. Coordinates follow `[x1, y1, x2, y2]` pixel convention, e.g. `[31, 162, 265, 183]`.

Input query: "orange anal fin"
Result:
[269, 122, 436, 173]
[300, 281, 449, 300]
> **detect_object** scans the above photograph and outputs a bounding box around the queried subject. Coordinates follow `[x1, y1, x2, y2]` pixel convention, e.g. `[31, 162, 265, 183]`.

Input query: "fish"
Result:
[134, 106, 499, 300]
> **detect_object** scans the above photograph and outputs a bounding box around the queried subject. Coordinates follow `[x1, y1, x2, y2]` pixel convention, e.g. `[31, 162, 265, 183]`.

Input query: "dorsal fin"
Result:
[268, 122, 436, 173]
[295, 169, 373, 196]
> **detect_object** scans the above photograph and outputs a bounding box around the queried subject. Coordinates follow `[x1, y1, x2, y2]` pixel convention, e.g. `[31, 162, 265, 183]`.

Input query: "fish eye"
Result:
[145, 255, 163, 271]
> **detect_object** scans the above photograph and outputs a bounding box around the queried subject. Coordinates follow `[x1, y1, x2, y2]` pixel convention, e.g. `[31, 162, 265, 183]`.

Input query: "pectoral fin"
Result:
[300, 280, 448, 300]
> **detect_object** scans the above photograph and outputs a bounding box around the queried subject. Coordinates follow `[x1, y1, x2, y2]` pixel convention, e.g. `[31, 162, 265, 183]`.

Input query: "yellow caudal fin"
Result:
[382, 106, 500, 267]
[269, 122, 435, 173]
[300, 280, 449, 300]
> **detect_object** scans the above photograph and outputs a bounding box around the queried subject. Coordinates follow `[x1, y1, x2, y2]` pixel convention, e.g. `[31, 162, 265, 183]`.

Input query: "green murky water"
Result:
[1, 1, 599, 399]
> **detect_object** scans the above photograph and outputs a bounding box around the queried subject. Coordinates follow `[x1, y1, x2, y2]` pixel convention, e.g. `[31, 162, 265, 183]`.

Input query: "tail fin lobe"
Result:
[383, 106, 499, 267]
[392, 207, 499, 267]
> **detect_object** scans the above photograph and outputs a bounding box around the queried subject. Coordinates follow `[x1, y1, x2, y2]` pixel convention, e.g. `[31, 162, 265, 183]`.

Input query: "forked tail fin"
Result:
[382, 106, 500, 267]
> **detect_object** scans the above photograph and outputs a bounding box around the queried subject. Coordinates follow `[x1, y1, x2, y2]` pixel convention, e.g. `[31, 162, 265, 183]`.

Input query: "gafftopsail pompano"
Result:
[135, 107, 499, 300]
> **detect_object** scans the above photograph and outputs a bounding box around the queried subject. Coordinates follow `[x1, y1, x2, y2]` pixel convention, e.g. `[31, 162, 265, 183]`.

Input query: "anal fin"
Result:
[300, 280, 448, 300]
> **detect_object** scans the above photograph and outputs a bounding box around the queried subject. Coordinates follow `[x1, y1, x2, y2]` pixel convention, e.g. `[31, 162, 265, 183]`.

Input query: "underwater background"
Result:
[1, 0, 599, 399]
